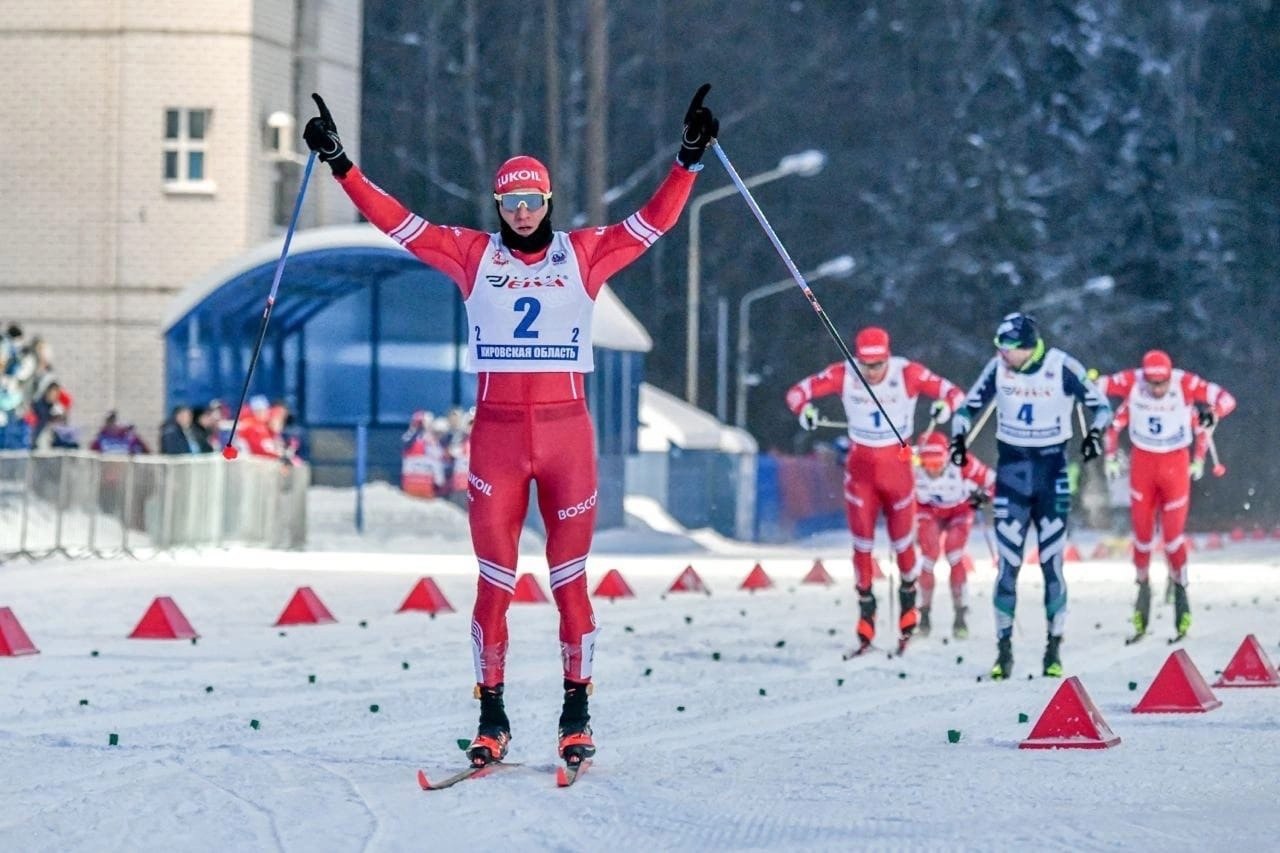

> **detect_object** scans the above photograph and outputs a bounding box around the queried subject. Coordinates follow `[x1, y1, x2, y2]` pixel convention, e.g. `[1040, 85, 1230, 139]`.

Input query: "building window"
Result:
[163, 108, 215, 192]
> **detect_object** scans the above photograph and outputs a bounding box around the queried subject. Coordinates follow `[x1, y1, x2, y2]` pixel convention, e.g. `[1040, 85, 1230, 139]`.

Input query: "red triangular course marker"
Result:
[592, 569, 635, 601]
[397, 578, 455, 616]
[667, 565, 709, 594]
[1213, 634, 1280, 688]
[1133, 649, 1221, 712]
[513, 573, 550, 604]
[1063, 543, 1081, 562]
[801, 559, 835, 586]
[129, 596, 199, 639]
[740, 563, 773, 591]
[0, 607, 39, 655]
[274, 586, 337, 626]
[1019, 676, 1121, 750]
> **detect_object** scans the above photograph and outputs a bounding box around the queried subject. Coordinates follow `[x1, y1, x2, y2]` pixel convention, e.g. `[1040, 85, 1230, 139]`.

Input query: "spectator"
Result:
[401, 410, 444, 498]
[29, 379, 69, 448]
[230, 395, 280, 459]
[190, 405, 220, 453]
[159, 405, 199, 454]
[0, 375, 25, 449]
[90, 410, 149, 455]
[35, 411, 79, 450]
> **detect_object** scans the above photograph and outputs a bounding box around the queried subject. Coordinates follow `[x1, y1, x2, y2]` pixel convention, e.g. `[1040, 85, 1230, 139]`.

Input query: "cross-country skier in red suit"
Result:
[304, 86, 719, 769]
[913, 431, 995, 639]
[785, 327, 966, 655]
[1095, 349, 1235, 642]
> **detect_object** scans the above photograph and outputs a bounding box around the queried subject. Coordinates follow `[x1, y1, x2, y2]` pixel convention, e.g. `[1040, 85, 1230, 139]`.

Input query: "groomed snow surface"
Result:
[2, 504, 1279, 852]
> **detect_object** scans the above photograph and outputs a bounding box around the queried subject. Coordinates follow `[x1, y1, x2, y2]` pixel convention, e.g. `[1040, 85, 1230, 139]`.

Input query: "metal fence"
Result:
[0, 451, 308, 559]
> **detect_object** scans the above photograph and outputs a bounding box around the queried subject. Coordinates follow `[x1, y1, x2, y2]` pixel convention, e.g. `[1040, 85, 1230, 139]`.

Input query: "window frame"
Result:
[163, 107, 216, 194]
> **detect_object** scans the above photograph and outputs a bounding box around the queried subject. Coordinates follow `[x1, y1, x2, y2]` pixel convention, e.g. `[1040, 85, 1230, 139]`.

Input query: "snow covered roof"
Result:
[162, 224, 653, 352]
[638, 382, 758, 453]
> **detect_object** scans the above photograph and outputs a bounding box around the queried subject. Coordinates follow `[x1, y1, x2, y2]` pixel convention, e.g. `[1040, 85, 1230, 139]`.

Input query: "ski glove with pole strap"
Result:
[1197, 406, 1217, 429]
[303, 93, 353, 177]
[949, 433, 967, 467]
[797, 403, 819, 431]
[929, 400, 951, 424]
[1081, 428, 1104, 462]
[677, 84, 719, 168]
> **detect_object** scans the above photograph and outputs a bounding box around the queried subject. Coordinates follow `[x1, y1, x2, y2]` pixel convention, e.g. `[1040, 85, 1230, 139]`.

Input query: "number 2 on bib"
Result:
[513, 297, 541, 339]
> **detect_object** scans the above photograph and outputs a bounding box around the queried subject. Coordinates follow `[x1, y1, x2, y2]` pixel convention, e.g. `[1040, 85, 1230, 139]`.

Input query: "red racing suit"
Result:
[1098, 368, 1235, 584]
[913, 454, 994, 610]
[336, 162, 697, 686]
[786, 359, 964, 594]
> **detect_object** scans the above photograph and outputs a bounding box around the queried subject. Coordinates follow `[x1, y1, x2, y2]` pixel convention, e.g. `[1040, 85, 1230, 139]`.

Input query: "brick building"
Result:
[0, 1, 362, 430]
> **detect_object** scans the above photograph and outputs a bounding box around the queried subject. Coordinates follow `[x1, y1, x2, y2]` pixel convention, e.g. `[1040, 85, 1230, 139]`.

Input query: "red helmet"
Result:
[854, 326, 890, 362]
[493, 155, 551, 194]
[918, 431, 949, 474]
[1142, 349, 1172, 383]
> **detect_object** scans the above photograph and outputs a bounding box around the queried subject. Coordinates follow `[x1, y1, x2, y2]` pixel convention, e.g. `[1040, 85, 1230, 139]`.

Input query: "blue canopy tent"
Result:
[162, 224, 651, 527]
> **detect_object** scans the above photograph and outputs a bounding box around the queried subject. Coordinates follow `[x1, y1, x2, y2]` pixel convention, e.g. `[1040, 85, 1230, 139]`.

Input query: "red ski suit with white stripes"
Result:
[336, 163, 697, 686]
[1097, 368, 1235, 584]
[786, 360, 964, 593]
[914, 454, 995, 609]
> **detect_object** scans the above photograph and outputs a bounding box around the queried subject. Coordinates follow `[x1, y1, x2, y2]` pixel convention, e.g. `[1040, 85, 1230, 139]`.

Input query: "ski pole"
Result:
[815, 417, 849, 430]
[1205, 428, 1227, 477]
[710, 141, 908, 456]
[967, 400, 996, 443]
[222, 151, 318, 460]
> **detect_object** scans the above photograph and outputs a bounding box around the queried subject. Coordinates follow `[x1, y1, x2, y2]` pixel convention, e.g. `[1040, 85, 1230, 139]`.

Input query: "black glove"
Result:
[1198, 406, 1217, 429]
[303, 93, 353, 176]
[949, 433, 967, 467]
[677, 84, 719, 168]
[967, 490, 991, 509]
[1081, 427, 1103, 462]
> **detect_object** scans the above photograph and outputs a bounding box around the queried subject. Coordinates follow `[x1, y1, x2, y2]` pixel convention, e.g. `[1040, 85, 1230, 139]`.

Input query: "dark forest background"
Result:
[358, 0, 1280, 530]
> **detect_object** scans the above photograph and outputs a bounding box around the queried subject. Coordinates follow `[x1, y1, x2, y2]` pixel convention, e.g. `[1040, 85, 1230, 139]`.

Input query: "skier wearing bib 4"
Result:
[913, 432, 995, 639]
[304, 86, 719, 768]
[787, 327, 966, 655]
[1096, 350, 1235, 642]
[949, 313, 1111, 679]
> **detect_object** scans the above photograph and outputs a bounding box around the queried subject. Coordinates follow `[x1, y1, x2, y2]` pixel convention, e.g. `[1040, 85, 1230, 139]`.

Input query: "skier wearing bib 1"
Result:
[304, 86, 719, 768]
[1096, 350, 1235, 642]
[949, 313, 1111, 679]
[786, 327, 966, 655]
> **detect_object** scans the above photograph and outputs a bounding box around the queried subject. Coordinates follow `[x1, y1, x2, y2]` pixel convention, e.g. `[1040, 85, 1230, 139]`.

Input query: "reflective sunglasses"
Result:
[494, 191, 551, 212]
[994, 336, 1029, 351]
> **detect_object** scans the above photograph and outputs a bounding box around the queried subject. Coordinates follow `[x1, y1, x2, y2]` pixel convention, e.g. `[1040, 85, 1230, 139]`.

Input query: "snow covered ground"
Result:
[2, 500, 1280, 851]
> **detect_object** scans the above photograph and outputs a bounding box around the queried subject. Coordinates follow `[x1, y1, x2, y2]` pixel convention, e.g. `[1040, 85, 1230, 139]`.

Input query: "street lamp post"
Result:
[685, 149, 826, 406]
[734, 254, 856, 428]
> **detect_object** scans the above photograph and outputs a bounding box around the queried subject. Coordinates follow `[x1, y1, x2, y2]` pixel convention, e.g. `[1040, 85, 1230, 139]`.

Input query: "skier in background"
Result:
[305, 86, 718, 770]
[1096, 350, 1235, 642]
[786, 326, 965, 656]
[950, 312, 1111, 679]
[913, 431, 995, 639]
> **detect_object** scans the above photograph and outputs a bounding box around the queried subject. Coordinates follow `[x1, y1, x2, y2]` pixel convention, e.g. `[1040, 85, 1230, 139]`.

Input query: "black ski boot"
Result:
[557, 679, 595, 766]
[990, 637, 1013, 680]
[898, 580, 919, 640]
[952, 605, 969, 639]
[1043, 635, 1063, 677]
[1132, 580, 1152, 639]
[466, 683, 511, 767]
[855, 587, 877, 651]
[1173, 583, 1191, 640]
[918, 606, 932, 638]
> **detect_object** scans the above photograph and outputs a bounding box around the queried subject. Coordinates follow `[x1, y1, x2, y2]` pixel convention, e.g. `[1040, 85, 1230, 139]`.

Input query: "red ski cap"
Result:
[493, 155, 551, 194]
[1142, 349, 1172, 383]
[855, 327, 890, 362]
[918, 431, 949, 472]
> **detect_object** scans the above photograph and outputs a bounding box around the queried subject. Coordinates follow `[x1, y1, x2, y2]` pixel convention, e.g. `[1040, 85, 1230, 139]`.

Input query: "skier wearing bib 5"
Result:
[304, 86, 719, 768]
[950, 313, 1111, 679]
[1096, 350, 1235, 642]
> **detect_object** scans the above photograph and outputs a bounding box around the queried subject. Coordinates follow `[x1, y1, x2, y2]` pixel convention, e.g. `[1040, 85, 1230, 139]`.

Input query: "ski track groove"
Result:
[314, 762, 381, 853]
[179, 763, 286, 853]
